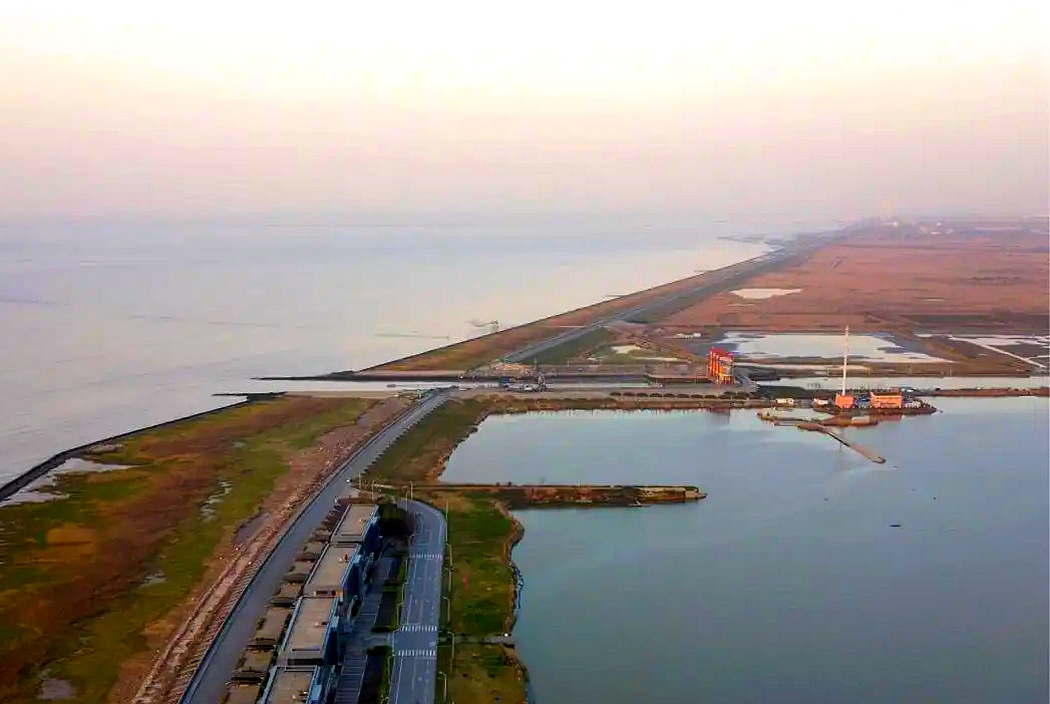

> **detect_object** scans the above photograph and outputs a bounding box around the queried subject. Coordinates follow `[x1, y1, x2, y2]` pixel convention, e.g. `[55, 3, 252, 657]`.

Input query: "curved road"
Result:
[181, 390, 451, 704]
[389, 500, 446, 704]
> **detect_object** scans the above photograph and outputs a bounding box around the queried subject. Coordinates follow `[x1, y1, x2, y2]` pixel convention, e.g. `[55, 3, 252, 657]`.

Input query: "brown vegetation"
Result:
[0, 394, 410, 703]
[660, 223, 1049, 336]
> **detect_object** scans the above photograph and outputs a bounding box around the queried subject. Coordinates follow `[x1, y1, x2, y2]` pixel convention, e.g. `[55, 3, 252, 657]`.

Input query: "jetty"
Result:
[424, 483, 705, 508]
[796, 423, 886, 463]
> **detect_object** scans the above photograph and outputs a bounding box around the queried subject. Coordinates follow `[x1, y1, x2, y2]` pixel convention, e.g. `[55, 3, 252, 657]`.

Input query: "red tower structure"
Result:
[707, 348, 734, 385]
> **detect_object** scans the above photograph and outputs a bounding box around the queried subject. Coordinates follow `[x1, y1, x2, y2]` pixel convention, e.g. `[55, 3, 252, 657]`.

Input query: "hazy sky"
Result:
[1, 1, 1047, 223]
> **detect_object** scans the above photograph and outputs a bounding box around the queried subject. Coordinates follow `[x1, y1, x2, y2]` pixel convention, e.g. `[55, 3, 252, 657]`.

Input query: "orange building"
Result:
[834, 393, 855, 409]
[870, 392, 904, 409]
[707, 348, 734, 385]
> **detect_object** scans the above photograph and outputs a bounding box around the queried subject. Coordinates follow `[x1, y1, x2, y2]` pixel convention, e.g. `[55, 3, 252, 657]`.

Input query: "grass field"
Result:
[438, 643, 528, 704]
[0, 396, 376, 703]
[441, 493, 518, 636]
[528, 327, 615, 364]
[363, 399, 489, 484]
[424, 490, 526, 704]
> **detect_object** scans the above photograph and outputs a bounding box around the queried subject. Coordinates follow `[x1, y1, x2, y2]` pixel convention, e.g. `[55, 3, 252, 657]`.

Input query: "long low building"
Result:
[304, 545, 363, 602]
[259, 665, 331, 704]
[278, 596, 341, 669]
[251, 607, 291, 648]
[332, 503, 380, 552]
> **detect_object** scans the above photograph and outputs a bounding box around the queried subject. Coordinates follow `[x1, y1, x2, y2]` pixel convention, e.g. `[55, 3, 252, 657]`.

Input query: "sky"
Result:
[1, 1, 1047, 224]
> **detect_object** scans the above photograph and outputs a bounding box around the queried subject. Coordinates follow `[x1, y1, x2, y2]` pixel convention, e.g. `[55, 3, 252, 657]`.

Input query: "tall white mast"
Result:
[841, 325, 850, 396]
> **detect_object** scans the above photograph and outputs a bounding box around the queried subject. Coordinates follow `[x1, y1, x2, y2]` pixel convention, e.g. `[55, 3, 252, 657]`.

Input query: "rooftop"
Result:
[253, 607, 291, 643]
[237, 647, 274, 673]
[333, 504, 377, 545]
[283, 597, 337, 654]
[305, 546, 358, 595]
[300, 541, 327, 558]
[274, 583, 302, 601]
[260, 666, 321, 704]
[226, 683, 263, 704]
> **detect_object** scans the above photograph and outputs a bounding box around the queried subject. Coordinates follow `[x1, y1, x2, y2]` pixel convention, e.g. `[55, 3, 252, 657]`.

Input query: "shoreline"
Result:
[2, 216, 1047, 702]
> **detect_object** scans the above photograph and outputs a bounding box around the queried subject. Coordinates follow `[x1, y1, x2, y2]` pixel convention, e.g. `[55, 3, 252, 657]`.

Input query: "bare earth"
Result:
[659, 221, 1048, 335]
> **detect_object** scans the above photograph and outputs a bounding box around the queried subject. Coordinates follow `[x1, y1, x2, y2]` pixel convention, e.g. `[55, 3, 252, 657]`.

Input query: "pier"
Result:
[796, 423, 886, 463]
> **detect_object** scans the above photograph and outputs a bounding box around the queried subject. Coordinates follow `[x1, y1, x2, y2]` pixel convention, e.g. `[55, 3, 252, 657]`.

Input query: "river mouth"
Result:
[442, 401, 1049, 704]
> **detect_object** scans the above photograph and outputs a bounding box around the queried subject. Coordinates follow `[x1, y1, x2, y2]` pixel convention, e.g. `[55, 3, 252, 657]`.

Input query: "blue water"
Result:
[0, 221, 773, 482]
[442, 399, 1050, 704]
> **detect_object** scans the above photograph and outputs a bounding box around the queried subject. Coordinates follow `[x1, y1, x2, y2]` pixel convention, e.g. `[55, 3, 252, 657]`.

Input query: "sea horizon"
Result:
[0, 218, 822, 483]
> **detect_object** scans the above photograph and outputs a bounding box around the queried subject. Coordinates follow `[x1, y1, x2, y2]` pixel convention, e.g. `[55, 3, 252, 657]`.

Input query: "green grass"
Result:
[365, 400, 488, 484]
[528, 327, 614, 365]
[442, 495, 517, 637]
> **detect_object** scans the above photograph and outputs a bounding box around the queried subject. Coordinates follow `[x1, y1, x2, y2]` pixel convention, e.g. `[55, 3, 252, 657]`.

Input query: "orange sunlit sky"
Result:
[1, 1, 1047, 223]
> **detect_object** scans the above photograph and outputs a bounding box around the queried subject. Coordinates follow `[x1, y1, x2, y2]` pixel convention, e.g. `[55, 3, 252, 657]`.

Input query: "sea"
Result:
[0, 219, 785, 484]
[442, 398, 1050, 704]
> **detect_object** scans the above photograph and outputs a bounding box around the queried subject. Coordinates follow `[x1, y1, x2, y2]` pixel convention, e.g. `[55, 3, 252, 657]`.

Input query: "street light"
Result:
[442, 596, 451, 623]
[437, 671, 448, 702]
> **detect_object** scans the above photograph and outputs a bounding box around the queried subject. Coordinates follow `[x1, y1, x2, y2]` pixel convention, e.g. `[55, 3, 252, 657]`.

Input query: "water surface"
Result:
[443, 399, 1049, 704]
[0, 222, 769, 481]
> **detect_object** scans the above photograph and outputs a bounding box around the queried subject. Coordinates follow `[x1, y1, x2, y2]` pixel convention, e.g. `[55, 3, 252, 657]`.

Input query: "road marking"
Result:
[398, 624, 438, 632]
[415, 553, 443, 560]
[396, 648, 437, 658]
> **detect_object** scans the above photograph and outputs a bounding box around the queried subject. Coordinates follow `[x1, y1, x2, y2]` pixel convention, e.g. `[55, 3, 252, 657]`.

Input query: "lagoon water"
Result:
[442, 399, 1049, 704]
[0, 221, 774, 483]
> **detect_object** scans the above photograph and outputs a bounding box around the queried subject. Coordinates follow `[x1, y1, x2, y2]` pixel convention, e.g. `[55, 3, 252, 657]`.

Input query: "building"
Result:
[305, 545, 363, 604]
[491, 361, 533, 377]
[707, 348, 734, 385]
[332, 504, 380, 555]
[250, 606, 291, 648]
[259, 665, 332, 704]
[225, 683, 263, 704]
[278, 597, 341, 668]
[869, 391, 904, 409]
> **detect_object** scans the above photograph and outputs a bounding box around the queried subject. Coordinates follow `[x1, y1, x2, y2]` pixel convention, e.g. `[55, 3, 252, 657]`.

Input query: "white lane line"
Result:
[395, 648, 437, 658]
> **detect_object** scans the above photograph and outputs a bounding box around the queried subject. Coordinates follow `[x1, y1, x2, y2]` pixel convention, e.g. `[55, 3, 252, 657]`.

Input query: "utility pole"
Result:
[841, 325, 850, 396]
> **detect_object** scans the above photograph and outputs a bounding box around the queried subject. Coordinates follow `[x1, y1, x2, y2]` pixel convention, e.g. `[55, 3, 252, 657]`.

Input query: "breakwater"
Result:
[0, 396, 280, 502]
[427, 483, 705, 508]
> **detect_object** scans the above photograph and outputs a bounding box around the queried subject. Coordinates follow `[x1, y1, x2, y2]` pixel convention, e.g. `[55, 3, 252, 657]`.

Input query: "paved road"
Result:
[502, 247, 801, 364]
[181, 391, 450, 704]
[389, 500, 446, 704]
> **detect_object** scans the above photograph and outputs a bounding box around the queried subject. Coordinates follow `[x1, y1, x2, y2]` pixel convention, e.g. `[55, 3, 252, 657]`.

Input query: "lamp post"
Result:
[437, 671, 448, 702]
[443, 596, 451, 624]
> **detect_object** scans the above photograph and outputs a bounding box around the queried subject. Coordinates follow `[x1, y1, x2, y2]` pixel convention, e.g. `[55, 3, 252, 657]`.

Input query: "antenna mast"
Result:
[841, 325, 850, 396]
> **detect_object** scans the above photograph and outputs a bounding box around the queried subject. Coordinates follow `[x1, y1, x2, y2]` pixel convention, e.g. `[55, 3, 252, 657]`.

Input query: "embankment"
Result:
[0, 395, 283, 503]
[430, 484, 705, 508]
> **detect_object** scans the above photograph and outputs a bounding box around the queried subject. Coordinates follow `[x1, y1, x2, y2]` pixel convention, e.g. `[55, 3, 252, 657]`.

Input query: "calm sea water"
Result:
[442, 398, 1050, 704]
[0, 221, 775, 482]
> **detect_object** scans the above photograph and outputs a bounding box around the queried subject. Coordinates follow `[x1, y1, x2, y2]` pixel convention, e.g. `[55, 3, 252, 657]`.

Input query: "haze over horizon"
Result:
[2, 1, 1047, 225]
